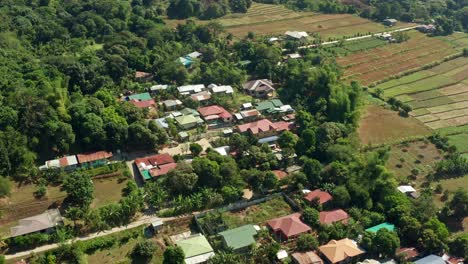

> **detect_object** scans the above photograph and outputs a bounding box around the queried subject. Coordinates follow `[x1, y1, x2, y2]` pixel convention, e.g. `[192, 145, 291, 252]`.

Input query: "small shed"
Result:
[383, 18, 398, 26]
[151, 219, 164, 233]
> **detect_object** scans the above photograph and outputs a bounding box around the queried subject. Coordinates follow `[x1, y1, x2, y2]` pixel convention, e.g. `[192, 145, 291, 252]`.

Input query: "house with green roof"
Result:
[365, 222, 395, 233]
[174, 114, 204, 130]
[218, 225, 258, 252]
[127, 92, 152, 101]
[255, 99, 294, 115]
[176, 234, 215, 264]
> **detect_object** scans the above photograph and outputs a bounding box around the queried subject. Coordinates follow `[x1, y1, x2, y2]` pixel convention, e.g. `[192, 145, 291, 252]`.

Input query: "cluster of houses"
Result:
[167, 190, 392, 264]
[159, 183, 463, 264]
[39, 151, 113, 171]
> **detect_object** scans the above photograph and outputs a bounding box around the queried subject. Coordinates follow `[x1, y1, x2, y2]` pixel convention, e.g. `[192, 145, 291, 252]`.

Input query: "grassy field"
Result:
[0, 184, 66, 236]
[358, 104, 431, 145]
[166, 3, 412, 39]
[371, 55, 468, 130]
[220, 196, 294, 228]
[86, 217, 192, 264]
[91, 177, 129, 209]
[386, 140, 442, 183]
[338, 32, 465, 86]
[447, 133, 468, 153]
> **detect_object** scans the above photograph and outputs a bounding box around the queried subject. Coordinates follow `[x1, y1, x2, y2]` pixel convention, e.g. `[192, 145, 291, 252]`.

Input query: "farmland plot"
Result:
[371, 53, 468, 130]
[166, 3, 413, 39]
[338, 32, 464, 86]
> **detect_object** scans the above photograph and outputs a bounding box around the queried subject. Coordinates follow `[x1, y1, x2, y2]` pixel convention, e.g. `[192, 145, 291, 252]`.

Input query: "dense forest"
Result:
[0, 0, 467, 263]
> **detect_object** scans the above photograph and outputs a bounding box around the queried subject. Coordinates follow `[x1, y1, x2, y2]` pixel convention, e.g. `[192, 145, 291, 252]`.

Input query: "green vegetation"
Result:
[220, 197, 294, 228]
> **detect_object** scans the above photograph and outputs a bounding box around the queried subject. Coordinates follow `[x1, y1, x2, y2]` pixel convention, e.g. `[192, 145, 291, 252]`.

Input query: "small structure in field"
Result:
[11, 209, 63, 238]
[383, 18, 398, 26]
[285, 31, 309, 40]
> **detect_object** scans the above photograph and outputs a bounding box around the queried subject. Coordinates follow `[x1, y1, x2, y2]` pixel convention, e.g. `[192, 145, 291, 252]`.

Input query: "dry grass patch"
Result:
[358, 104, 431, 145]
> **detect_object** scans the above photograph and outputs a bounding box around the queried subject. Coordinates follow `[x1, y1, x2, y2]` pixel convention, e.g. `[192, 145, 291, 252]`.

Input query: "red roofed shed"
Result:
[304, 189, 332, 205]
[77, 151, 112, 168]
[319, 209, 349, 225]
[267, 213, 311, 241]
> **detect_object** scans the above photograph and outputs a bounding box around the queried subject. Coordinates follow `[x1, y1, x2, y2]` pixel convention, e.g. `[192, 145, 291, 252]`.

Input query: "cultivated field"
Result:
[386, 140, 442, 182]
[166, 3, 413, 39]
[372, 56, 468, 130]
[358, 104, 431, 145]
[337, 32, 463, 86]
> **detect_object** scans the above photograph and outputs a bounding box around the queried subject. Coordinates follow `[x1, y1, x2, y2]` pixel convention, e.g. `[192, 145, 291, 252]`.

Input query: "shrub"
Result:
[0, 176, 12, 198]
[133, 240, 156, 260]
[296, 234, 319, 252]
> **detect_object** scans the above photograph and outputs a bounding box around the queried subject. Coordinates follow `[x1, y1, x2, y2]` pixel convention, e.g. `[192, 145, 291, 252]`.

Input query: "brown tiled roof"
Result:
[319, 238, 364, 264]
[237, 119, 277, 134]
[272, 170, 288, 180]
[198, 105, 232, 119]
[319, 209, 349, 225]
[130, 99, 156, 108]
[292, 251, 324, 264]
[304, 189, 332, 205]
[150, 163, 177, 177]
[77, 151, 113, 163]
[267, 213, 311, 238]
[134, 153, 175, 167]
[135, 71, 152, 78]
[396, 247, 419, 260]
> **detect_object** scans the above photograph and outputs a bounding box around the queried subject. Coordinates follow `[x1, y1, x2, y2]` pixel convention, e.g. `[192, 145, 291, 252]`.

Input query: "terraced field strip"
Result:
[206, 3, 414, 38]
[371, 50, 468, 130]
[338, 32, 460, 85]
[447, 133, 468, 153]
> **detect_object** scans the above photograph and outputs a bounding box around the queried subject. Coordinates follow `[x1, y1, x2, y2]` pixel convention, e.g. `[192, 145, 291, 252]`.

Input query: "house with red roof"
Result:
[319, 209, 349, 225]
[272, 170, 288, 181]
[304, 189, 332, 206]
[267, 213, 311, 241]
[134, 153, 177, 181]
[237, 119, 292, 138]
[76, 151, 113, 168]
[198, 105, 233, 126]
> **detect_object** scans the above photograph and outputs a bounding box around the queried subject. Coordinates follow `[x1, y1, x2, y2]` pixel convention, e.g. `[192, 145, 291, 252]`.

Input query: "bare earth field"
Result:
[165, 3, 413, 39]
[358, 104, 431, 145]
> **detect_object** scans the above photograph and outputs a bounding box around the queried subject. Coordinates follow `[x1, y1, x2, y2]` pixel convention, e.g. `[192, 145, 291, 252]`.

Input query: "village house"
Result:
[178, 51, 202, 68]
[178, 84, 206, 95]
[365, 222, 395, 233]
[292, 251, 324, 264]
[242, 79, 275, 98]
[304, 189, 333, 206]
[134, 71, 154, 82]
[272, 170, 288, 181]
[417, 24, 436, 33]
[190, 91, 212, 104]
[414, 255, 445, 264]
[255, 99, 294, 116]
[149, 84, 168, 94]
[39, 155, 78, 171]
[174, 110, 204, 130]
[161, 99, 183, 110]
[76, 151, 113, 168]
[218, 224, 258, 253]
[235, 109, 261, 122]
[318, 238, 364, 264]
[319, 209, 349, 225]
[396, 247, 420, 261]
[10, 209, 63, 238]
[285, 31, 309, 40]
[124, 92, 156, 109]
[266, 213, 312, 242]
[134, 153, 177, 181]
[237, 119, 292, 138]
[198, 105, 233, 127]
[208, 84, 234, 95]
[176, 234, 215, 264]
[397, 185, 419, 199]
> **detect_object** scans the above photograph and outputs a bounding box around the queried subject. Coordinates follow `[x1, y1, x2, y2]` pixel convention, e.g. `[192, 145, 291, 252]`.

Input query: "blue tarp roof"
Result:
[258, 136, 279, 144]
